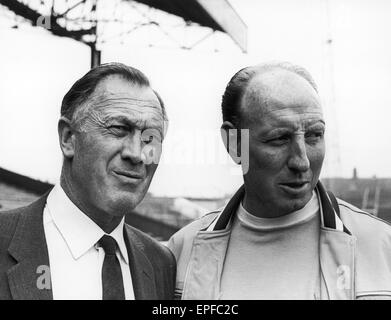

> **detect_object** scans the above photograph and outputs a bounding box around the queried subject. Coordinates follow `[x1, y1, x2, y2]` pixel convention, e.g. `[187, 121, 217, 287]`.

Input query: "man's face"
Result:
[240, 70, 325, 216]
[70, 76, 164, 216]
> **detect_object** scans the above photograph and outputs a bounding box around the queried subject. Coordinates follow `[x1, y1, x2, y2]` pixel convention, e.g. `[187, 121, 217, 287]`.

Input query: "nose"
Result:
[120, 130, 144, 164]
[287, 135, 310, 173]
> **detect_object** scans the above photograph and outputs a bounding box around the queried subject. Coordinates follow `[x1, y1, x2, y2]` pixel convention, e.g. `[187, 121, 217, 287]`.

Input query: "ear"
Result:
[58, 117, 76, 159]
[221, 121, 241, 164]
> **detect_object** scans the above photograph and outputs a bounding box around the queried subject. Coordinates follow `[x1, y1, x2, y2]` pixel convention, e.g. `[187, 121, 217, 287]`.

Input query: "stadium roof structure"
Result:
[133, 0, 247, 53]
[0, 0, 247, 67]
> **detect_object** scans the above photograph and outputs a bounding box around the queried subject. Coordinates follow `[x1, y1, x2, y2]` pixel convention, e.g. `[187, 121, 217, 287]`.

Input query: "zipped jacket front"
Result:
[168, 182, 391, 300]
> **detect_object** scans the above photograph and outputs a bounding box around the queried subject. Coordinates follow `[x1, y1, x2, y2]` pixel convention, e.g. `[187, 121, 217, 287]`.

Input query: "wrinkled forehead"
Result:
[95, 101, 165, 130]
[95, 91, 161, 116]
[86, 79, 165, 128]
[241, 70, 322, 124]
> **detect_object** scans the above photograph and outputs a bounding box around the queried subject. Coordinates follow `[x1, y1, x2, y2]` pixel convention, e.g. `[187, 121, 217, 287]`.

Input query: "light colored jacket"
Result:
[168, 182, 391, 300]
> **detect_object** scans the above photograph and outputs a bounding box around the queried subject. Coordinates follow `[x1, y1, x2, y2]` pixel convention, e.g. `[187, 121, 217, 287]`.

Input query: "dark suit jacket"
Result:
[0, 194, 176, 300]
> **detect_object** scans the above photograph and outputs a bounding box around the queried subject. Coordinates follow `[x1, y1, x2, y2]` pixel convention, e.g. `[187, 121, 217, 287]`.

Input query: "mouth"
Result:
[278, 181, 310, 195]
[113, 170, 145, 181]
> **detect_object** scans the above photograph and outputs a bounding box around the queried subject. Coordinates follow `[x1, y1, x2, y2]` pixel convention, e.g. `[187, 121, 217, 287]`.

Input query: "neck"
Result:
[60, 169, 123, 234]
[242, 188, 288, 219]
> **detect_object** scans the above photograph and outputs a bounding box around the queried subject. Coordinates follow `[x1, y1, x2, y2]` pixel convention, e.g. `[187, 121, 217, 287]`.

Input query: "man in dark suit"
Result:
[0, 63, 175, 300]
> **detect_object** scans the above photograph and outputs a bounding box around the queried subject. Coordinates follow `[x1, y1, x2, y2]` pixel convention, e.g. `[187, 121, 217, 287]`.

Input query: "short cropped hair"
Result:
[221, 61, 318, 127]
[61, 62, 167, 123]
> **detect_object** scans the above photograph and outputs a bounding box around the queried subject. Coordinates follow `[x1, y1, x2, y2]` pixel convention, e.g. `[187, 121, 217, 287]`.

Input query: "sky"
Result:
[1, 0, 391, 198]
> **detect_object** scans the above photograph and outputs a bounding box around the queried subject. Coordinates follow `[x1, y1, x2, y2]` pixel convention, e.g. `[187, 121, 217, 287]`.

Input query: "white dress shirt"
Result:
[43, 184, 135, 300]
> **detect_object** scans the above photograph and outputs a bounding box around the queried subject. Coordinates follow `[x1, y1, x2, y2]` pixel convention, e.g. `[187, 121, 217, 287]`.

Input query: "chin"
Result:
[290, 201, 306, 212]
[288, 196, 312, 212]
[104, 194, 142, 216]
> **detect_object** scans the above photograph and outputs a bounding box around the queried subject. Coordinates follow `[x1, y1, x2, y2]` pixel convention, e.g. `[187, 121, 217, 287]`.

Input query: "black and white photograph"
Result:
[0, 0, 391, 305]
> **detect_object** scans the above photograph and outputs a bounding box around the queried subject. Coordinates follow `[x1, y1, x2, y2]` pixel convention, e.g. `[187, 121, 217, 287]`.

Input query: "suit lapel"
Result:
[7, 195, 53, 300]
[123, 225, 157, 300]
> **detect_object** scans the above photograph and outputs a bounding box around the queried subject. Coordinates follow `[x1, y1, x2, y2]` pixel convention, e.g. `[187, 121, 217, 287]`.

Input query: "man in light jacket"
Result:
[168, 62, 391, 300]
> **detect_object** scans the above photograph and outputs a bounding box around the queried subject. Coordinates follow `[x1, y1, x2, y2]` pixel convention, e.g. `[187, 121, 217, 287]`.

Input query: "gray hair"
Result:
[61, 62, 168, 131]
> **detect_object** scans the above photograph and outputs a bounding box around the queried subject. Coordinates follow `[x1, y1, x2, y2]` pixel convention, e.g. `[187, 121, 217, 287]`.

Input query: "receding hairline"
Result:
[238, 67, 321, 123]
[93, 74, 160, 103]
[71, 74, 164, 122]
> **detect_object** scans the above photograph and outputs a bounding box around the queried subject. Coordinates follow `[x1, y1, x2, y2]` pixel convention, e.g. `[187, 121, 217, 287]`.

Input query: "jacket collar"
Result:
[204, 181, 351, 235]
[7, 193, 53, 300]
[187, 181, 356, 300]
[316, 182, 351, 234]
[7, 193, 157, 300]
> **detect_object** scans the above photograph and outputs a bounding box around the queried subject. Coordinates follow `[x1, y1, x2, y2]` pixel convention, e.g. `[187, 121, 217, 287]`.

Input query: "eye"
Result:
[141, 129, 162, 144]
[142, 133, 161, 144]
[109, 125, 128, 136]
[267, 135, 290, 146]
[142, 135, 154, 144]
[305, 131, 324, 143]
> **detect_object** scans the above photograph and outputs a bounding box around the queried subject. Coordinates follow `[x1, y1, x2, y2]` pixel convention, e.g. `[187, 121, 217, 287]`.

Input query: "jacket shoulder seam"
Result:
[339, 203, 391, 228]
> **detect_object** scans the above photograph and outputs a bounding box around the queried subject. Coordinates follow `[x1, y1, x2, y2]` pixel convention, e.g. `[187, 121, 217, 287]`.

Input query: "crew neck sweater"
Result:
[220, 193, 321, 300]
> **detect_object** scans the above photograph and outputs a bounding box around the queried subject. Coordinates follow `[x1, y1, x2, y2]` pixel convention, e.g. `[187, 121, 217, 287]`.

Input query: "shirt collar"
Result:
[109, 217, 129, 264]
[45, 184, 129, 263]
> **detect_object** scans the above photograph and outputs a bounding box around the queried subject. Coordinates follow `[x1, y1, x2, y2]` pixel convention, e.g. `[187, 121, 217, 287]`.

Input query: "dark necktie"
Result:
[99, 235, 126, 300]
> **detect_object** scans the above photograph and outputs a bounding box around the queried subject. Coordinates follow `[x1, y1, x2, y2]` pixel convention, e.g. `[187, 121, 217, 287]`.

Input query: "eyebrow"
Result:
[104, 115, 163, 131]
[266, 118, 325, 128]
[305, 119, 326, 127]
[260, 119, 325, 136]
